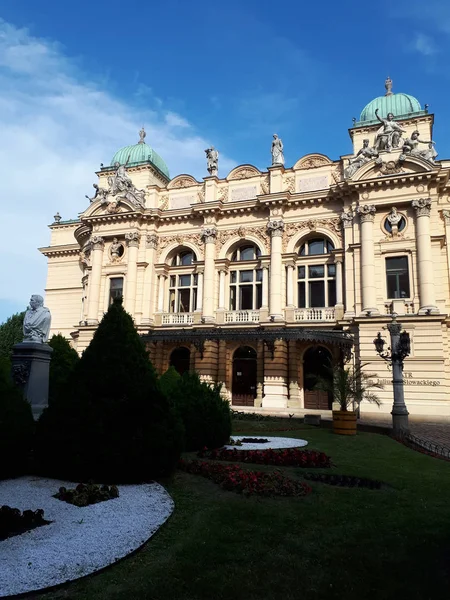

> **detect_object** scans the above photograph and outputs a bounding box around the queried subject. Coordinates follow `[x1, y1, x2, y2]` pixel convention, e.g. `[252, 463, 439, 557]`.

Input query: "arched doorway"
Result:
[170, 347, 191, 375]
[232, 346, 257, 406]
[303, 346, 333, 409]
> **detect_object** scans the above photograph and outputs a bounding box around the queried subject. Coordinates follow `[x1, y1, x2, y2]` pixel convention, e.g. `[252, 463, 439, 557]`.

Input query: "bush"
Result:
[34, 299, 184, 483]
[0, 312, 25, 359]
[54, 482, 119, 506]
[159, 366, 181, 400]
[48, 334, 79, 405]
[169, 371, 231, 451]
[0, 505, 50, 541]
[0, 356, 34, 480]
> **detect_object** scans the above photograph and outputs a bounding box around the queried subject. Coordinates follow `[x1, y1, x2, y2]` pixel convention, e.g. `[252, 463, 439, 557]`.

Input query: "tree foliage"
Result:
[35, 299, 184, 483]
[169, 371, 232, 451]
[0, 312, 25, 358]
[47, 334, 79, 405]
[0, 356, 34, 480]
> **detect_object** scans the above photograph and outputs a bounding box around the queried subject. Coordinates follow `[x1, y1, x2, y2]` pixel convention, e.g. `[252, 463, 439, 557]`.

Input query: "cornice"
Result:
[39, 244, 80, 257]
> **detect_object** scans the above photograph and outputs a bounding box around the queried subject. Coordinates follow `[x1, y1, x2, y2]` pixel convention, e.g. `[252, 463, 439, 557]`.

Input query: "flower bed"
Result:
[198, 447, 332, 468]
[0, 505, 51, 541]
[179, 459, 311, 497]
[303, 472, 383, 489]
[228, 437, 269, 446]
[54, 482, 119, 507]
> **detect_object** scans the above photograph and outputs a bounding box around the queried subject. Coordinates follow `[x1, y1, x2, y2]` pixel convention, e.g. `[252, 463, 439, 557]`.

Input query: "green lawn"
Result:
[25, 420, 450, 600]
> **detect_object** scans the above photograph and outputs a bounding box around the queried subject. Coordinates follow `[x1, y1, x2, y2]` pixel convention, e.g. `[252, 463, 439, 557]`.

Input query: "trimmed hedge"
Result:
[35, 299, 184, 483]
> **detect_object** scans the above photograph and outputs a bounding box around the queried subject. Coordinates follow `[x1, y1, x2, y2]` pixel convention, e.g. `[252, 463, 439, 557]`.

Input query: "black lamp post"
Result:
[373, 314, 411, 433]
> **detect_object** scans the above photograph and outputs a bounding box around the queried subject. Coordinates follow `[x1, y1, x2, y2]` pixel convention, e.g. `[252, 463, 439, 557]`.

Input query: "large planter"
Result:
[332, 410, 357, 435]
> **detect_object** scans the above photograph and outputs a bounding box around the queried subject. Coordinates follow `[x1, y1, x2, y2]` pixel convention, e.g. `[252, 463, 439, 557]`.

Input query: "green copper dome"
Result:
[110, 128, 170, 179]
[355, 78, 427, 127]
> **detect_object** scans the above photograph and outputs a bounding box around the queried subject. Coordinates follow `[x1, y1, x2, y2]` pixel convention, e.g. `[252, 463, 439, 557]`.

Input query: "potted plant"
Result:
[314, 363, 383, 435]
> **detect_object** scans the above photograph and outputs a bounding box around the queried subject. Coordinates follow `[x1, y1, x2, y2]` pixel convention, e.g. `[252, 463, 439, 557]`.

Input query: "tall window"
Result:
[229, 244, 262, 310]
[386, 256, 410, 299]
[168, 249, 198, 313]
[109, 277, 123, 305]
[297, 238, 336, 308]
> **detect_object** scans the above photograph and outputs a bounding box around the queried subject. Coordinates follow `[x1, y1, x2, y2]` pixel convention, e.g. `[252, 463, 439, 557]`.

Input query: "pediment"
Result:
[293, 153, 332, 170]
[226, 164, 261, 181]
[81, 197, 139, 217]
[351, 155, 434, 182]
[167, 174, 200, 189]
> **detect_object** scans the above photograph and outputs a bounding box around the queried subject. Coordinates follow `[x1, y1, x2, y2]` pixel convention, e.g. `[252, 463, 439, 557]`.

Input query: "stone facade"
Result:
[39, 84, 450, 416]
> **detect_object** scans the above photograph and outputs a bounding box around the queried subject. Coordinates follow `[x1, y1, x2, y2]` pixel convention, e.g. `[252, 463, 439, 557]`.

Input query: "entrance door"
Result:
[303, 346, 333, 410]
[232, 346, 257, 406]
[170, 347, 191, 375]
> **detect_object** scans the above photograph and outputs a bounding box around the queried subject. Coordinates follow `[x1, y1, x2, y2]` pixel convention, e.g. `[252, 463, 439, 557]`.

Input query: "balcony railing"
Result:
[225, 310, 260, 323]
[162, 313, 194, 325]
[294, 308, 335, 322]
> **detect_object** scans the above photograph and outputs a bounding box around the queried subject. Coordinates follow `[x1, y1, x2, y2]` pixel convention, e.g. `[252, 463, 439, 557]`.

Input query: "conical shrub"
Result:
[35, 299, 184, 482]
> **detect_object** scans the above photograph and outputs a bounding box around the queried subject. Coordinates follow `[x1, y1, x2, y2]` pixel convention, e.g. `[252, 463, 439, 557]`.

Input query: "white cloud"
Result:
[0, 19, 236, 320]
[413, 32, 438, 56]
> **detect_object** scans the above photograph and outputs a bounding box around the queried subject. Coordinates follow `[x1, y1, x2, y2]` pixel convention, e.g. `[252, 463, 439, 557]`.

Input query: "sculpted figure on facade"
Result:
[271, 134, 285, 166]
[267, 218, 285, 236]
[110, 238, 123, 261]
[344, 139, 378, 178]
[402, 130, 437, 163]
[23, 295, 51, 343]
[107, 157, 146, 208]
[205, 146, 219, 176]
[374, 109, 406, 152]
[85, 183, 109, 204]
[387, 207, 402, 227]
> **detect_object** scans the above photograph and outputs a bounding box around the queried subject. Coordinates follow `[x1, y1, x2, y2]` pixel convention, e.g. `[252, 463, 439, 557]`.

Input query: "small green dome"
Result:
[360, 93, 421, 123]
[355, 78, 426, 127]
[110, 129, 170, 179]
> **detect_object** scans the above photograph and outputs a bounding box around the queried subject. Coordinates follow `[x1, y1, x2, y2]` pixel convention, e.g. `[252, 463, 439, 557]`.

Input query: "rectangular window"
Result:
[109, 277, 123, 305]
[256, 285, 262, 309]
[178, 274, 191, 287]
[327, 264, 336, 277]
[239, 270, 253, 283]
[298, 266, 305, 279]
[230, 271, 237, 284]
[230, 286, 236, 310]
[240, 285, 253, 309]
[309, 265, 324, 279]
[178, 289, 190, 312]
[328, 280, 336, 306]
[298, 282, 306, 308]
[386, 256, 410, 299]
[309, 281, 325, 307]
[169, 290, 176, 313]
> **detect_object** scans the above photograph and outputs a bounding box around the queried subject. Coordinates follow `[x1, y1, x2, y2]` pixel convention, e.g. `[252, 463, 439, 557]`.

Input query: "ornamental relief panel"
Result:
[218, 226, 270, 252]
[282, 217, 342, 251]
[228, 166, 261, 180]
[157, 233, 203, 260]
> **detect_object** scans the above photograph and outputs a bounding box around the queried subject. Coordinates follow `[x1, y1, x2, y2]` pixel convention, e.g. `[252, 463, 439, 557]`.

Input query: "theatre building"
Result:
[40, 80, 450, 416]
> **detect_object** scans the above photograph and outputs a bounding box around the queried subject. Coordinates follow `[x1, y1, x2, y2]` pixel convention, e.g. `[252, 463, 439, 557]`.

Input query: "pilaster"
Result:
[356, 205, 379, 315]
[86, 235, 104, 324]
[267, 218, 285, 321]
[124, 230, 140, 315]
[412, 198, 438, 314]
[201, 225, 218, 322]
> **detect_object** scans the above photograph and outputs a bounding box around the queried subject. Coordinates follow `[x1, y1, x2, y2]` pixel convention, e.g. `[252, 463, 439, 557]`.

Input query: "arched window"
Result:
[168, 249, 198, 313]
[229, 244, 262, 310]
[297, 237, 336, 308]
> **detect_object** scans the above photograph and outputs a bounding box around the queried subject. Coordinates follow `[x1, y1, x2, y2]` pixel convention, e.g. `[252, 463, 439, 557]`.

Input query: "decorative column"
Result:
[124, 231, 140, 315]
[341, 209, 355, 318]
[196, 269, 204, 311]
[218, 269, 226, 310]
[288, 339, 300, 407]
[286, 262, 295, 307]
[412, 198, 438, 314]
[157, 274, 166, 312]
[201, 226, 218, 322]
[141, 234, 158, 324]
[442, 210, 450, 299]
[86, 235, 104, 323]
[356, 205, 378, 315]
[335, 258, 343, 306]
[267, 219, 285, 320]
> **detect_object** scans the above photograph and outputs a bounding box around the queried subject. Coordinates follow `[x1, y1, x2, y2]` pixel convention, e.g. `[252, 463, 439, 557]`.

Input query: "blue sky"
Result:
[1, 0, 449, 323]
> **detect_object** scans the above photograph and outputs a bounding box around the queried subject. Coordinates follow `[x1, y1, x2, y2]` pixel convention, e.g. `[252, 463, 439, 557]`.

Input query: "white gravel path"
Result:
[0, 476, 174, 597]
[224, 436, 308, 450]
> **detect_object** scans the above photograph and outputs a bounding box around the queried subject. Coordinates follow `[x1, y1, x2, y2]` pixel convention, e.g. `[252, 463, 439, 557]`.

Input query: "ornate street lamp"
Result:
[373, 314, 411, 433]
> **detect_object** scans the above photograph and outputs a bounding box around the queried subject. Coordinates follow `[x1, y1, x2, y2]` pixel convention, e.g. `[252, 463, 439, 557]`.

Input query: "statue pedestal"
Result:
[12, 342, 53, 420]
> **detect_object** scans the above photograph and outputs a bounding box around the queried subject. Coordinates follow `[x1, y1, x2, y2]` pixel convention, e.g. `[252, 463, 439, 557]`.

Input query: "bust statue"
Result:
[23, 295, 51, 343]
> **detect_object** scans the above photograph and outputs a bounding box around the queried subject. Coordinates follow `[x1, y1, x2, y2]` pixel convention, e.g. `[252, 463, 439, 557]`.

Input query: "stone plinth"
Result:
[12, 342, 53, 420]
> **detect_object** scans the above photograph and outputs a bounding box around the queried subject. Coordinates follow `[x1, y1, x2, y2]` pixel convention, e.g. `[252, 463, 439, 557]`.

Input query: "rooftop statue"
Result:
[402, 131, 438, 163]
[107, 155, 146, 208]
[271, 134, 285, 166]
[205, 146, 219, 176]
[344, 139, 378, 178]
[385, 76, 393, 97]
[138, 126, 146, 144]
[374, 108, 406, 152]
[85, 183, 109, 204]
[23, 295, 51, 343]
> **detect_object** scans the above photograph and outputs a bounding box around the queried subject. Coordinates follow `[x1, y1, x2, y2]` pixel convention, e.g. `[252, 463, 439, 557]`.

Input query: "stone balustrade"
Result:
[224, 310, 260, 323]
[294, 308, 335, 322]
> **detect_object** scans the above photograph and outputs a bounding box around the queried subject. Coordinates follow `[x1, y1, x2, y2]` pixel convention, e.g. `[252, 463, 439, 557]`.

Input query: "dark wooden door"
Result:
[304, 390, 331, 410]
[232, 358, 257, 406]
